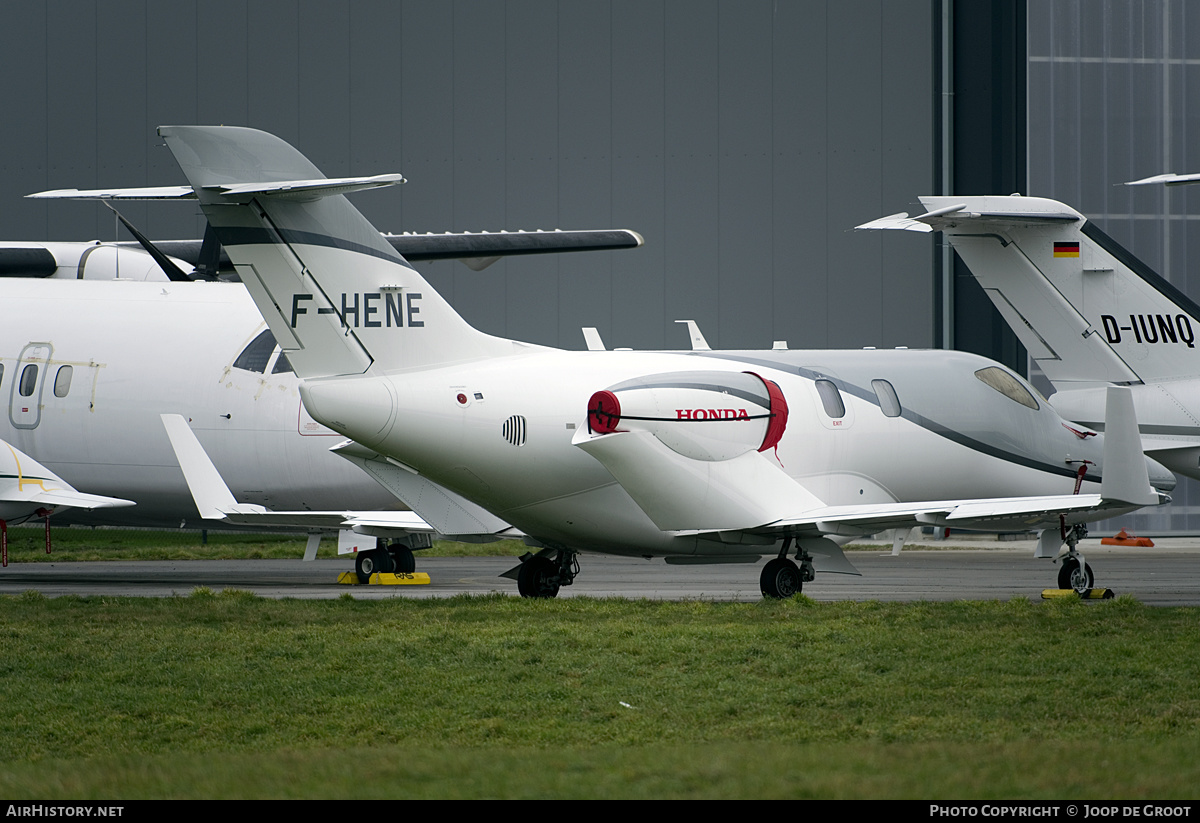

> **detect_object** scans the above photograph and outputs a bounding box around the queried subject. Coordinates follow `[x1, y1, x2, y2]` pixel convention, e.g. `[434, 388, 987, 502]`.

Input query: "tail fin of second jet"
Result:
[859, 195, 1200, 387]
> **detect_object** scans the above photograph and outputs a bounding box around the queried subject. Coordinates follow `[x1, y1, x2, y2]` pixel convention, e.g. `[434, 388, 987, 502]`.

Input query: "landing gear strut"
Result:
[760, 537, 815, 599]
[516, 549, 578, 598]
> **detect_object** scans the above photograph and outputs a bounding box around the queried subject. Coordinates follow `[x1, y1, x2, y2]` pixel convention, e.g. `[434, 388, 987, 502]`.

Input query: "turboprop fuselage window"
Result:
[18, 364, 37, 397]
[53, 365, 73, 398]
[233, 329, 277, 373]
[871, 379, 902, 417]
[974, 366, 1039, 410]
[815, 379, 846, 418]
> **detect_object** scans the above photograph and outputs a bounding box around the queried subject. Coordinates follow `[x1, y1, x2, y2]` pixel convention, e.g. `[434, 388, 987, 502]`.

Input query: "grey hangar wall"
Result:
[0, 0, 938, 353]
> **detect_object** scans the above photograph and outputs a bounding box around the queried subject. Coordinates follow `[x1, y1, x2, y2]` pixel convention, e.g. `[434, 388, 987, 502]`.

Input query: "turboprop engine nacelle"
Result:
[586, 370, 788, 461]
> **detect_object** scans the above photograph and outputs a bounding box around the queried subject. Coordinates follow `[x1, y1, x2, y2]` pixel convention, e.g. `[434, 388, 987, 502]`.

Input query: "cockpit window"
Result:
[233, 329, 277, 373]
[815, 379, 846, 419]
[974, 366, 1039, 410]
[871, 379, 902, 417]
[271, 352, 295, 375]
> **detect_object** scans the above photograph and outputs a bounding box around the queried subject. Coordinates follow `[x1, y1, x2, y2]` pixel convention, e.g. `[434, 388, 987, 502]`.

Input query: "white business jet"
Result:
[37, 126, 1175, 598]
[0, 437, 133, 566]
[859, 193, 1200, 482]
[0, 220, 640, 533]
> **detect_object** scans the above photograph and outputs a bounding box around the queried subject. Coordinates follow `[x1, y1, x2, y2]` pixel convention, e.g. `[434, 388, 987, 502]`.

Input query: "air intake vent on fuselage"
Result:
[502, 415, 527, 447]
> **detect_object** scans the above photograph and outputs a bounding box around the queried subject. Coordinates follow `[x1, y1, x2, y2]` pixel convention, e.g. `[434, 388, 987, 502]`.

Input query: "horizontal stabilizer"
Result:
[856, 198, 1081, 233]
[1125, 172, 1200, 187]
[160, 414, 475, 537]
[27, 185, 197, 200]
[330, 440, 512, 536]
[28, 175, 404, 203]
[0, 441, 133, 522]
[207, 174, 405, 201]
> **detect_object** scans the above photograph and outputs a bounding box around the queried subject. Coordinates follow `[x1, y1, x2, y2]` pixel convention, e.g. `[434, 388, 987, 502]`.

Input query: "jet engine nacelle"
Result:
[586, 370, 788, 461]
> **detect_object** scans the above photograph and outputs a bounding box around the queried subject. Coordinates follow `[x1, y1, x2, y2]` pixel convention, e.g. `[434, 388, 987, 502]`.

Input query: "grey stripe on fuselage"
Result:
[605, 377, 769, 408]
[689, 350, 1090, 482]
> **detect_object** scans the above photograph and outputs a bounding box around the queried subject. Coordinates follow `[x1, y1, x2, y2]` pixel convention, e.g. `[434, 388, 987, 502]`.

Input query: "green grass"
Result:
[0, 592, 1197, 797]
[3, 525, 525, 561]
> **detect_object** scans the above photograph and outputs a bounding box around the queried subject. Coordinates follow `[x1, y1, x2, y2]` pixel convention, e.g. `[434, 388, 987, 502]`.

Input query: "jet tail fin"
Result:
[158, 126, 512, 378]
[860, 195, 1200, 387]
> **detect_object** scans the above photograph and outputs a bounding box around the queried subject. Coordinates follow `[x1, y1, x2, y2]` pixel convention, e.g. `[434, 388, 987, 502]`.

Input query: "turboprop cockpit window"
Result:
[871, 379, 902, 417]
[974, 367, 1039, 410]
[271, 352, 294, 374]
[233, 329, 277, 373]
[18, 364, 37, 397]
[815, 379, 846, 418]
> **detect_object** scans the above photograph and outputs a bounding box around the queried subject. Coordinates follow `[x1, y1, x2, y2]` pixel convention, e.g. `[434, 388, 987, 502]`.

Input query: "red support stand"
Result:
[36, 508, 52, 555]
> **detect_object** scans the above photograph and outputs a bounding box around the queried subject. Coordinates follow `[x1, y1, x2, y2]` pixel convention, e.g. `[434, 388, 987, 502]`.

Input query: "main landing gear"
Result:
[760, 537, 815, 599]
[516, 548, 578, 598]
[354, 537, 419, 583]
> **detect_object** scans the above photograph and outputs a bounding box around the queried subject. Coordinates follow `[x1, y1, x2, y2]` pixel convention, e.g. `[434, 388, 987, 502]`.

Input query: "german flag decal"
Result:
[1054, 241, 1080, 257]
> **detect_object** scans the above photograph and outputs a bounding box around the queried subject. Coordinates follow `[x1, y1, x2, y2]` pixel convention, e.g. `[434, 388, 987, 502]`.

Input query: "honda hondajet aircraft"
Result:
[0, 214, 640, 534]
[859, 192, 1200, 483]
[33, 126, 1176, 598]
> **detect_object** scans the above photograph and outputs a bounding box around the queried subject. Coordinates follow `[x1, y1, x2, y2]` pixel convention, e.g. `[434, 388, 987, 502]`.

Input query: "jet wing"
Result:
[704, 492, 1132, 541]
[576, 386, 1165, 544]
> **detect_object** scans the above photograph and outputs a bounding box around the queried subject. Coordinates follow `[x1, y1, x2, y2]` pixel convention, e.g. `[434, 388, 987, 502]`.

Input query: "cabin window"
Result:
[0, 363, 4, 388]
[18, 364, 37, 397]
[815, 379, 846, 419]
[233, 329, 277, 373]
[871, 379, 902, 417]
[53, 365, 73, 398]
[974, 366, 1039, 410]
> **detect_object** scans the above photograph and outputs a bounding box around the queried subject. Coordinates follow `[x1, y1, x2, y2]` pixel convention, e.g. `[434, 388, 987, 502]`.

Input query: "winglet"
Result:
[582, 327, 607, 351]
[1100, 386, 1160, 506]
[675, 320, 711, 351]
[161, 414, 263, 519]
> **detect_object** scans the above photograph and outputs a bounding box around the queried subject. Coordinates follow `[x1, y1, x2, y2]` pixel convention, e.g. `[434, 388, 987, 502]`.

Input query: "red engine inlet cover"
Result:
[587, 390, 622, 434]
[749, 372, 789, 453]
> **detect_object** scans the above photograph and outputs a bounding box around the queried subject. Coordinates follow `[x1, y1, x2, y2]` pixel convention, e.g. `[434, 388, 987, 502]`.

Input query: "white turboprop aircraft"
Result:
[0, 437, 133, 566]
[35, 126, 1176, 598]
[858, 193, 1200, 482]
